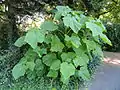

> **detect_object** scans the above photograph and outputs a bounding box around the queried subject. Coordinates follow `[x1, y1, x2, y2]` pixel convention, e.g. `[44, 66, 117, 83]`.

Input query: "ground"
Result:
[87, 51, 120, 90]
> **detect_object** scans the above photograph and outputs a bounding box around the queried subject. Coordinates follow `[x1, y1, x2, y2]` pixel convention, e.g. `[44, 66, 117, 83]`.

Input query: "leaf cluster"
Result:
[12, 6, 111, 85]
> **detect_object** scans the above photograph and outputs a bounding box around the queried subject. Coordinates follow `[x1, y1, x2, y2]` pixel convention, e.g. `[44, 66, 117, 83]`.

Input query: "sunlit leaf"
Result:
[25, 28, 45, 49]
[73, 44, 87, 56]
[100, 34, 112, 46]
[50, 60, 61, 70]
[14, 36, 26, 47]
[12, 63, 26, 79]
[86, 22, 103, 36]
[61, 52, 76, 62]
[63, 16, 81, 33]
[65, 34, 81, 48]
[60, 62, 75, 80]
[73, 54, 89, 67]
[40, 21, 58, 31]
[56, 6, 71, 16]
[50, 35, 64, 52]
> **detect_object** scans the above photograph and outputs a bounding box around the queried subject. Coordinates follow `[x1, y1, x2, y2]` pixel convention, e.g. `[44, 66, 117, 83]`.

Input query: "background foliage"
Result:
[0, 0, 120, 90]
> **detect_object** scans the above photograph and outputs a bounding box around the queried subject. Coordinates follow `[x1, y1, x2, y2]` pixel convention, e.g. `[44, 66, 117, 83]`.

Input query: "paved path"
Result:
[87, 52, 120, 90]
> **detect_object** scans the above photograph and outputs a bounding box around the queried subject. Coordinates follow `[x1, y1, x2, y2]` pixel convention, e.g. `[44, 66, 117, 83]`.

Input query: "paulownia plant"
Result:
[12, 6, 111, 84]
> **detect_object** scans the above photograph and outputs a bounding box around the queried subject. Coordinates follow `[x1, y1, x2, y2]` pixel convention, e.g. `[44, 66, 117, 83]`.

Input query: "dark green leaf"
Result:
[93, 44, 103, 58]
[26, 61, 35, 71]
[77, 66, 90, 81]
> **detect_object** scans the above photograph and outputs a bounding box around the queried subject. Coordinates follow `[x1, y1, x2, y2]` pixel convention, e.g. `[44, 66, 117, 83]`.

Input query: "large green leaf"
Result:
[73, 54, 89, 67]
[76, 14, 88, 26]
[63, 15, 81, 33]
[33, 47, 47, 57]
[14, 36, 26, 47]
[86, 22, 103, 36]
[12, 63, 26, 79]
[61, 52, 76, 62]
[42, 53, 57, 66]
[60, 62, 75, 80]
[61, 75, 69, 84]
[95, 19, 107, 32]
[47, 70, 58, 78]
[73, 44, 87, 56]
[65, 34, 71, 41]
[12, 48, 37, 79]
[83, 39, 96, 52]
[54, 11, 62, 20]
[40, 21, 58, 31]
[50, 60, 61, 70]
[65, 34, 81, 48]
[100, 34, 112, 46]
[25, 28, 45, 49]
[86, 21, 112, 46]
[55, 6, 71, 17]
[50, 35, 64, 52]
[70, 34, 81, 48]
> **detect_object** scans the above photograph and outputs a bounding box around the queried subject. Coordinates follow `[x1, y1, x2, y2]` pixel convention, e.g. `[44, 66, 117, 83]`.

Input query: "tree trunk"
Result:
[5, 0, 18, 50]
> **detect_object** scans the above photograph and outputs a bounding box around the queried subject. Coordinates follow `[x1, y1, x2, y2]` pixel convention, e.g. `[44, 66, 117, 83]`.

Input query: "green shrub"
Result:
[12, 6, 111, 89]
[105, 23, 120, 51]
[0, 49, 21, 89]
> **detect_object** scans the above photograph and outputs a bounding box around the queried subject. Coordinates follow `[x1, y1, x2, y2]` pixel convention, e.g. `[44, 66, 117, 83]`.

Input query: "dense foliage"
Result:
[0, 0, 119, 89]
[12, 6, 111, 88]
[105, 23, 120, 51]
[90, 0, 120, 22]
